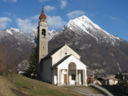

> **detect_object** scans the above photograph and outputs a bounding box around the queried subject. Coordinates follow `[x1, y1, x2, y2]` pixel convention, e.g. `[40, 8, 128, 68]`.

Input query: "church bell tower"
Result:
[38, 9, 48, 63]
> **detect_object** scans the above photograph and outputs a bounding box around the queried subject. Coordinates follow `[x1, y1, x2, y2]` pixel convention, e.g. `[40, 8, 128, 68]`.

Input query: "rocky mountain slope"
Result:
[0, 28, 59, 73]
[49, 16, 128, 75]
[0, 28, 35, 73]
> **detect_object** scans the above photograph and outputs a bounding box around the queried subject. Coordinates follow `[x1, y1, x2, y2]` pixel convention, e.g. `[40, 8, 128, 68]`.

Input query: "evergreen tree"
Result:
[26, 47, 38, 78]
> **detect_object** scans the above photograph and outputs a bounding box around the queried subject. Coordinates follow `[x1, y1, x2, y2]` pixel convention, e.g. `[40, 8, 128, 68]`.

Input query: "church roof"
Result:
[41, 43, 80, 63]
[41, 43, 66, 60]
[52, 55, 87, 69]
[52, 55, 71, 68]
[39, 9, 46, 21]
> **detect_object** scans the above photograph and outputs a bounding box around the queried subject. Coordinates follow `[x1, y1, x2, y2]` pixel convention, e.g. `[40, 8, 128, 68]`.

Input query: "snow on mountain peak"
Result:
[10, 28, 20, 32]
[76, 15, 101, 29]
[5, 28, 20, 35]
[66, 15, 101, 31]
[6, 29, 13, 35]
[48, 30, 60, 40]
[66, 15, 121, 45]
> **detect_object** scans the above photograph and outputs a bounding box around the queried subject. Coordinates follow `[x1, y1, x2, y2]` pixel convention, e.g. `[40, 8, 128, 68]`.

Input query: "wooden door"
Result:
[64, 74, 67, 84]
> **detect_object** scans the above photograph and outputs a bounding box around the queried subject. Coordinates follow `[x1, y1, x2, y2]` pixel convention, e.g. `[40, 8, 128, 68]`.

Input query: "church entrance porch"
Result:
[54, 69, 85, 86]
[53, 62, 87, 86]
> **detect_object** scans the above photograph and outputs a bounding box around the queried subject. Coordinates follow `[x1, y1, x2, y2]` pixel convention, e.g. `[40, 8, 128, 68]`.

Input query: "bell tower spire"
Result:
[38, 9, 48, 63]
[39, 9, 46, 22]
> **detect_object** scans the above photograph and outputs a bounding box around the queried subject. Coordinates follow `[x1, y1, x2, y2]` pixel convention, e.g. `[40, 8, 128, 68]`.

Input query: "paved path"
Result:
[64, 87, 106, 96]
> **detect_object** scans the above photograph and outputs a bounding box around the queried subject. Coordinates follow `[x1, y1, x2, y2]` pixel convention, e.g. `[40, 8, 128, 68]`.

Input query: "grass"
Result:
[0, 75, 16, 96]
[0, 74, 85, 96]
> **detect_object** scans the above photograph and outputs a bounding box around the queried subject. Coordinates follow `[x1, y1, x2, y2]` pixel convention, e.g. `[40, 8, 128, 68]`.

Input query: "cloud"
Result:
[4, 12, 16, 17]
[44, 5, 56, 12]
[11, 0, 17, 2]
[2, 0, 17, 3]
[67, 10, 85, 19]
[60, 0, 67, 9]
[39, 0, 67, 9]
[16, 14, 66, 32]
[32, 15, 39, 20]
[110, 16, 118, 21]
[47, 16, 67, 29]
[39, 0, 50, 3]
[0, 17, 11, 29]
[16, 15, 38, 33]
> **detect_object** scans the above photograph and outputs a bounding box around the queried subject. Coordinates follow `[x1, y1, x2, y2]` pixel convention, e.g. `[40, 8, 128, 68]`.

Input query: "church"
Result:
[37, 9, 87, 86]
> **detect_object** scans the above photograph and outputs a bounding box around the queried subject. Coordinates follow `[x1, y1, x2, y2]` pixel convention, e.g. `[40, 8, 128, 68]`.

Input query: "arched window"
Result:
[69, 63, 76, 80]
[42, 29, 46, 36]
[69, 62, 76, 71]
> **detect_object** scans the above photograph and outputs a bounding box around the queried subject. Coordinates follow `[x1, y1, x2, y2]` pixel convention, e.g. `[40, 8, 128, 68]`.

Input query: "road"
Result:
[64, 86, 106, 96]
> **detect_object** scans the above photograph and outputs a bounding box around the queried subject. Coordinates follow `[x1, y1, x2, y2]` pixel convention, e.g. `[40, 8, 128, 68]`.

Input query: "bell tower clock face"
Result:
[42, 29, 46, 36]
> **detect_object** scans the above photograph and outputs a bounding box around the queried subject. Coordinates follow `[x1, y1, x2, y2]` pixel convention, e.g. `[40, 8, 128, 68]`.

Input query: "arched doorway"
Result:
[68, 62, 76, 85]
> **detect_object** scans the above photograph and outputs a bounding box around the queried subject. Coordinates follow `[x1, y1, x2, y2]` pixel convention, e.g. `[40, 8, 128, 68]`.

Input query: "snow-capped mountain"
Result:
[0, 28, 33, 43]
[66, 16, 121, 45]
[29, 28, 59, 41]
[49, 16, 128, 75]
[0, 15, 128, 75]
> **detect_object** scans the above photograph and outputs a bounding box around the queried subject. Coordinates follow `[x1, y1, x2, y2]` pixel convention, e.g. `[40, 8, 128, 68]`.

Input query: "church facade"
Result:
[38, 9, 87, 86]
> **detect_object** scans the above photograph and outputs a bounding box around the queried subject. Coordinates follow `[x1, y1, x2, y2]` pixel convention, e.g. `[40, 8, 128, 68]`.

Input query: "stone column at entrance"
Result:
[75, 70, 78, 85]
[57, 69, 59, 85]
[85, 69, 87, 86]
[59, 70, 62, 85]
[83, 70, 86, 85]
[78, 71, 81, 85]
[67, 69, 69, 85]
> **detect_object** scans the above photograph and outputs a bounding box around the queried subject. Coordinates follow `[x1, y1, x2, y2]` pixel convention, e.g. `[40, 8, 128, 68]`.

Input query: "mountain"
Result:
[30, 29, 59, 41]
[66, 16, 121, 45]
[0, 15, 128, 75]
[0, 28, 35, 73]
[48, 16, 128, 75]
[0, 28, 59, 73]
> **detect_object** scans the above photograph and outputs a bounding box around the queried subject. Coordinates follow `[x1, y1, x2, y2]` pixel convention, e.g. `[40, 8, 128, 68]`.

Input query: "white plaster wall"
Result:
[69, 71, 76, 85]
[57, 55, 87, 86]
[53, 71, 57, 85]
[78, 72, 82, 85]
[57, 55, 86, 70]
[51, 45, 81, 66]
[69, 75, 75, 85]
[61, 70, 67, 85]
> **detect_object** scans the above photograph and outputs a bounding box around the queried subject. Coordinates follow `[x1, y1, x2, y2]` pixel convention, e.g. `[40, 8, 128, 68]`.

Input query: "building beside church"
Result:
[37, 9, 87, 86]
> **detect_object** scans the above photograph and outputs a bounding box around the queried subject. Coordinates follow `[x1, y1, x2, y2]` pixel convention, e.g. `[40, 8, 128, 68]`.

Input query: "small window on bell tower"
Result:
[42, 29, 46, 36]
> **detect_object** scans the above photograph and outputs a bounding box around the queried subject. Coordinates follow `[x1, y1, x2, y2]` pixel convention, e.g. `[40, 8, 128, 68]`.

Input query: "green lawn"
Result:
[0, 74, 85, 96]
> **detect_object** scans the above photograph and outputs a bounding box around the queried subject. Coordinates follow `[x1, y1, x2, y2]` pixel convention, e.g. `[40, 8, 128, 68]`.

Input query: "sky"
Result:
[0, 0, 128, 41]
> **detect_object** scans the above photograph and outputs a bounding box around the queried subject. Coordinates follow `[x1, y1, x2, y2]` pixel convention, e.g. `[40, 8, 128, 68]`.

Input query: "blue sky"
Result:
[0, 0, 128, 41]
